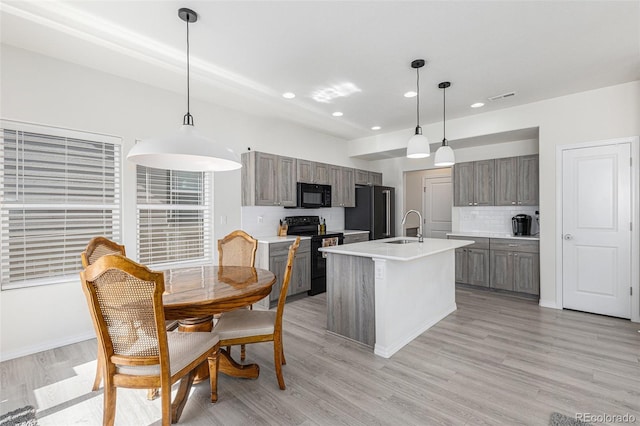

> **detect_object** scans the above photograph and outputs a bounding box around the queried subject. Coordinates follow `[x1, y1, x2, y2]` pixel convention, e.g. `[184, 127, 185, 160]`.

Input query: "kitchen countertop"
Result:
[318, 236, 474, 262]
[328, 229, 369, 236]
[256, 235, 311, 244]
[447, 231, 540, 241]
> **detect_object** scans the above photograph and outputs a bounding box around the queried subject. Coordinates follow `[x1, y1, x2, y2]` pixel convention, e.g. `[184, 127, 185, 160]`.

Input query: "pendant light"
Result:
[127, 8, 241, 172]
[434, 81, 455, 167]
[406, 59, 430, 159]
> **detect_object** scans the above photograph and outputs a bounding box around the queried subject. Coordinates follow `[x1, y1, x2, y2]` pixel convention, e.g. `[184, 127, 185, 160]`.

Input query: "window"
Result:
[136, 165, 211, 266]
[0, 121, 121, 290]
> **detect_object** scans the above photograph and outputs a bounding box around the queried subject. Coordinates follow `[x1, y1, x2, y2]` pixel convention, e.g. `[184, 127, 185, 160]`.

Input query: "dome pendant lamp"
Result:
[434, 81, 455, 167]
[406, 59, 430, 159]
[127, 8, 241, 172]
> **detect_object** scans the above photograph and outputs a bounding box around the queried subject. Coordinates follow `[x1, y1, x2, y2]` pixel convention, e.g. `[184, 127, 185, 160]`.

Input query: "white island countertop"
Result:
[318, 236, 473, 262]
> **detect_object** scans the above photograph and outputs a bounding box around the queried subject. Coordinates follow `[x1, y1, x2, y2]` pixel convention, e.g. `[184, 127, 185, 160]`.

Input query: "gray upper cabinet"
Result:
[517, 155, 539, 205]
[297, 160, 330, 185]
[355, 170, 383, 186]
[241, 151, 297, 207]
[453, 162, 474, 206]
[330, 166, 356, 207]
[453, 160, 494, 206]
[495, 155, 539, 206]
[495, 157, 518, 206]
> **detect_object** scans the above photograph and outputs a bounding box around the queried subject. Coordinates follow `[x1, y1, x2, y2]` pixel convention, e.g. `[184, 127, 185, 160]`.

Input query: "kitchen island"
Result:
[318, 236, 473, 358]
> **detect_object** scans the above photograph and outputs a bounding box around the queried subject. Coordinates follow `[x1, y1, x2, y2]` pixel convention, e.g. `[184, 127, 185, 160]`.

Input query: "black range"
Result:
[285, 216, 344, 296]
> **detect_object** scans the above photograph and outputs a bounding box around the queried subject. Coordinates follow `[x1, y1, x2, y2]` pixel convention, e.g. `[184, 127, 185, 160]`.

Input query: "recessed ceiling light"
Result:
[371, 126, 381, 131]
[332, 111, 343, 117]
[282, 92, 296, 99]
[404, 91, 417, 98]
[471, 102, 485, 108]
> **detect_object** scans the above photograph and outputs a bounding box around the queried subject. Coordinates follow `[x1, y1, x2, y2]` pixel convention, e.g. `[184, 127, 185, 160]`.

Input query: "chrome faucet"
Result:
[401, 209, 423, 243]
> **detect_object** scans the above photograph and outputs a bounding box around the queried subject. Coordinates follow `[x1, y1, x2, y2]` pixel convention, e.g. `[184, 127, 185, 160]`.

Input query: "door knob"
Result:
[563, 234, 573, 240]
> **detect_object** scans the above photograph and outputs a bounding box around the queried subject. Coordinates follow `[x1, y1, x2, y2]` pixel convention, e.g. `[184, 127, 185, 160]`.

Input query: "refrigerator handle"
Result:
[383, 189, 391, 237]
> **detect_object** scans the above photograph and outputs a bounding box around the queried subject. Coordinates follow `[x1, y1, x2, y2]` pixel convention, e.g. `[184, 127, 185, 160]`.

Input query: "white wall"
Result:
[0, 45, 363, 360]
[359, 81, 640, 315]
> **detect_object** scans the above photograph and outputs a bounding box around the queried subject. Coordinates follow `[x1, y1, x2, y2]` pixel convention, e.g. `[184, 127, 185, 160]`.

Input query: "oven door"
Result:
[311, 234, 344, 279]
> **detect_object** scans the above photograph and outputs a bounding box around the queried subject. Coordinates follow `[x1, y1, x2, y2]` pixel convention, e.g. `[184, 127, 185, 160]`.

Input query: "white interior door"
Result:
[422, 176, 452, 239]
[562, 143, 631, 318]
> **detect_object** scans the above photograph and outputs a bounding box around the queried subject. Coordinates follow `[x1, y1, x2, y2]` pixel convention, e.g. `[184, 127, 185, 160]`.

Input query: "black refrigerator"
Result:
[345, 185, 395, 240]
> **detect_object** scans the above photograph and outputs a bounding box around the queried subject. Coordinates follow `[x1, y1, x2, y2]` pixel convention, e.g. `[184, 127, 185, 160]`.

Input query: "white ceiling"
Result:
[1, 1, 639, 142]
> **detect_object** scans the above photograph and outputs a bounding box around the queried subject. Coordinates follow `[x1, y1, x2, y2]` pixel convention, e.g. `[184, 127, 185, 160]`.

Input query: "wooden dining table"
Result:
[162, 265, 276, 381]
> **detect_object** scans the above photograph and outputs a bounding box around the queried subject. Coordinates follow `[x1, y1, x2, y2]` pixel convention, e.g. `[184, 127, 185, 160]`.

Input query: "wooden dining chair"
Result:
[217, 230, 258, 267]
[81, 236, 177, 399]
[80, 254, 220, 426]
[213, 237, 300, 390]
[81, 236, 127, 393]
[217, 230, 258, 361]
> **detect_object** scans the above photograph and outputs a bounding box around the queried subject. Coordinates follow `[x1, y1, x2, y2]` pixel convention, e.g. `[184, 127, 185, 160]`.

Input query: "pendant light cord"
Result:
[416, 67, 420, 128]
[183, 12, 194, 126]
[442, 85, 446, 143]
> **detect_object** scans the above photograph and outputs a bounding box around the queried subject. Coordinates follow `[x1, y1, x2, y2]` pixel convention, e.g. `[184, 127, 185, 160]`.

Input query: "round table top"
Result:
[162, 265, 276, 320]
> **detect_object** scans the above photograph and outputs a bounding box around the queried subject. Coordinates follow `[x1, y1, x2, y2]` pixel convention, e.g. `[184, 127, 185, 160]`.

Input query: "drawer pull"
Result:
[508, 244, 518, 247]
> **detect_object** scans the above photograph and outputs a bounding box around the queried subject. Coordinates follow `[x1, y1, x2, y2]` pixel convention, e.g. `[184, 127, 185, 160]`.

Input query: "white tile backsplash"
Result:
[241, 206, 345, 238]
[454, 206, 540, 235]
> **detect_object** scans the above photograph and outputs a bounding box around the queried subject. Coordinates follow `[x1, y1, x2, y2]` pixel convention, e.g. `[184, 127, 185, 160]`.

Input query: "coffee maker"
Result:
[512, 214, 532, 236]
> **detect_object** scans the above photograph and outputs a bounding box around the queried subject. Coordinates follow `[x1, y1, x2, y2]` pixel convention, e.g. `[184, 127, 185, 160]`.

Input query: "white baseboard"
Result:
[0, 332, 96, 362]
[539, 299, 560, 310]
[374, 304, 457, 358]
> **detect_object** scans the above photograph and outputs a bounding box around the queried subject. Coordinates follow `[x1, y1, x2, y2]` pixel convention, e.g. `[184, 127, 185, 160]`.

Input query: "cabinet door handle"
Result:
[508, 244, 518, 247]
[468, 202, 473, 206]
[511, 201, 516, 205]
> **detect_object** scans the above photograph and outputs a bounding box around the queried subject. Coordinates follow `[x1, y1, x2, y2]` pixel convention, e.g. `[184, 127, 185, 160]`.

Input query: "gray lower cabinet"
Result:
[242, 152, 297, 207]
[330, 165, 356, 207]
[489, 238, 539, 295]
[343, 232, 369, 244]
[449, 236, 489, 287]
[254, 239, 311, 309]
[450, 235, 539, 296]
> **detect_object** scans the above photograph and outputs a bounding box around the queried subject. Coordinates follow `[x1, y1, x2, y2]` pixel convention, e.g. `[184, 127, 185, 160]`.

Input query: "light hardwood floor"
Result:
[1, 287, 639, 425]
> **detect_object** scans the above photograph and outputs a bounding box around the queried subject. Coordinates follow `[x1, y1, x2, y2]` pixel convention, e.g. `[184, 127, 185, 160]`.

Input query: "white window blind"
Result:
[0, 121, 121, 290]
[136, 166, 211, 266]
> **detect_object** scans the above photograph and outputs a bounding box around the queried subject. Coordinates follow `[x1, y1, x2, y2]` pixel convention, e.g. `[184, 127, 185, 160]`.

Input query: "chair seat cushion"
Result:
[214, 309, 276, 341]
[116, 331, 219, 377]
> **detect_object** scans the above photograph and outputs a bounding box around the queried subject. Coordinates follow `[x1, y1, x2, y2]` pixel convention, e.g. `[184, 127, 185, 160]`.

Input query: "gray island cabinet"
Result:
[319, 237, 473, 358]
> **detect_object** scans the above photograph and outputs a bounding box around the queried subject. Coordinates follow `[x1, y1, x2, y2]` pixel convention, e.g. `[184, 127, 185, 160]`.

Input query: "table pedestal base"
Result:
[219, 348, 260, 379]
[177, 316, 260, 382]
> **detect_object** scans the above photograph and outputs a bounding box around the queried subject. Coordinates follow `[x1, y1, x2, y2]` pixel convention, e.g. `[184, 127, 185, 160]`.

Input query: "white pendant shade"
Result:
[434, 144, 455, 167]
[127, 125, 241, 172]
[406, 133, 430, 158]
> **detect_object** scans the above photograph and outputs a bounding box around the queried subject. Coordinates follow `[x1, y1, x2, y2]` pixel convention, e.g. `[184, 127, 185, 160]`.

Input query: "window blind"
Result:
[136, 166, 211, 266]
[0, 122, 121, 290]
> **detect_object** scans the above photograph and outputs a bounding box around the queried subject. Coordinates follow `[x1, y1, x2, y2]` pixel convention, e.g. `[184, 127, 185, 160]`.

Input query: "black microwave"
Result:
[296, 183, 332, 208]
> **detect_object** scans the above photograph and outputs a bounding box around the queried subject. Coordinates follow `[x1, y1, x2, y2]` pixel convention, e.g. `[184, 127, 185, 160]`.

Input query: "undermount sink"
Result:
[385, 239, 417, 244]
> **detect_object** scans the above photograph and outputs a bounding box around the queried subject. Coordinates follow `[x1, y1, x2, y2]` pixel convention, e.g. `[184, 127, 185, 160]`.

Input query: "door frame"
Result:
[555, 136, 639, 322]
